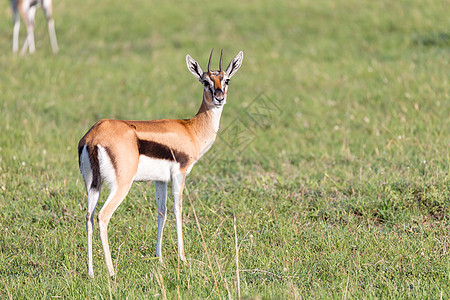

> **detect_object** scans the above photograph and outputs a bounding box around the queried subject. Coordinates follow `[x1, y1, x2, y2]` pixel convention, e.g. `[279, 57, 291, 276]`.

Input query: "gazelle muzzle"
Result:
[214, 89, 224, 101]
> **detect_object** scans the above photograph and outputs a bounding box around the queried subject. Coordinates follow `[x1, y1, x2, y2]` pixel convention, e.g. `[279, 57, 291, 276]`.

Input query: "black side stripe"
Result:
[138, 139, 190, 169]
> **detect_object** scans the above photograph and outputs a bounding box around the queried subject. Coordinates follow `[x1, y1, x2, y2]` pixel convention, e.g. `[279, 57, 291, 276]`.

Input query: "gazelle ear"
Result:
[225, 51, 244, 78]
[186, 55, 203, 81]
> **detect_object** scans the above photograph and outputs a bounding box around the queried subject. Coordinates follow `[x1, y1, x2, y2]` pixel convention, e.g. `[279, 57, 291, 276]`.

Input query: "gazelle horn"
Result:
[208, 48, 214, 73]
[219, 49, 223, 72]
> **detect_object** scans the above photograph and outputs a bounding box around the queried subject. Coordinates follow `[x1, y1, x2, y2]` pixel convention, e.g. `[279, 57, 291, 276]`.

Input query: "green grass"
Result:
[0, 0, 449, 298]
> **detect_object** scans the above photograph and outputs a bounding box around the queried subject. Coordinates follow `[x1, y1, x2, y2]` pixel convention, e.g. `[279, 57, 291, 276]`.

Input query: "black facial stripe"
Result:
[138, 139, 189, 168]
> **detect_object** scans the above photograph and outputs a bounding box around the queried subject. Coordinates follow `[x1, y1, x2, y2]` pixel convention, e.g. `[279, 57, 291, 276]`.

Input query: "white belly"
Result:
[133, 155, 180, 182]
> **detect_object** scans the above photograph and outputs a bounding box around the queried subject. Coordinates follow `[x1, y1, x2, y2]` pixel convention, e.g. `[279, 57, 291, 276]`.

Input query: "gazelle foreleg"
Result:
[172, 173, 186, 262]
[155, 181, 168, 261]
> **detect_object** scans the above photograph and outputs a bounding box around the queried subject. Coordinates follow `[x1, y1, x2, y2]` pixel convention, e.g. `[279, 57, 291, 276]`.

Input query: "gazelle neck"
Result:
[189, 92, 224, 156]
[198, 92, 224, 133]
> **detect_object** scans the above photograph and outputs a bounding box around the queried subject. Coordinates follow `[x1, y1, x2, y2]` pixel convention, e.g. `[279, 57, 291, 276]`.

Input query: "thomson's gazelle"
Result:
[11, 0, 59, 54]
[78, 50, 244, 278]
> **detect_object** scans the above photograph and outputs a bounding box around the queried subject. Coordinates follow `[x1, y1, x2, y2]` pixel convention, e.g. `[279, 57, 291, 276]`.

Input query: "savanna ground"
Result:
[0, 0, 449, 298]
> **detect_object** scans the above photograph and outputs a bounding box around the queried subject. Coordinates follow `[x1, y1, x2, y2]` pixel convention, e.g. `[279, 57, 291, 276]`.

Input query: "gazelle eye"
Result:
[202, 80, 209, 86]
[225, 79, 230, 85]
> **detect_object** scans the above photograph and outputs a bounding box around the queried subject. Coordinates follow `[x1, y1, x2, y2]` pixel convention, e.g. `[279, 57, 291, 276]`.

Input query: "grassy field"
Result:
[0, 0, 449, 298]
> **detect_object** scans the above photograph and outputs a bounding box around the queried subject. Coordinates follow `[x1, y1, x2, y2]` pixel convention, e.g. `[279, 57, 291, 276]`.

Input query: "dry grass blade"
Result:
[234, 215, 241, 300]
[154, 268, 167, 300]
[1, 278, 13, 300]
[185, 188, 221, 300]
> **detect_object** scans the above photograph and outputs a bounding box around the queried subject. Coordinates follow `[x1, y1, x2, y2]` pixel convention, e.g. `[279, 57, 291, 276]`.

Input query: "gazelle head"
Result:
[186, 49, 244, 107]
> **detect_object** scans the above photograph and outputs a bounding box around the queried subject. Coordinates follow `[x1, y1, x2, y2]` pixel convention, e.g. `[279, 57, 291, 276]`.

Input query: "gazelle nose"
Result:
[214, 89, 224, 101]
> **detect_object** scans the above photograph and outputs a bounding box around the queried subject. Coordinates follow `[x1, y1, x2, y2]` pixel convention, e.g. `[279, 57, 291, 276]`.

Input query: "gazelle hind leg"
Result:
[172, 173, 186, 262]
[13, 19, 20, 53]
[26, 6, 36, 53]
[19, 5, 36, 55]
[154, 181, 168, 261]
[42, 0, 58, 53]
[95, 145, 137, 277]
[86, 187, 100, 278]
[47, 19, 58, 53]
[97, 183, 132, 278]
[12, 4, 20, 53]
[79, 144, 101, 277]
